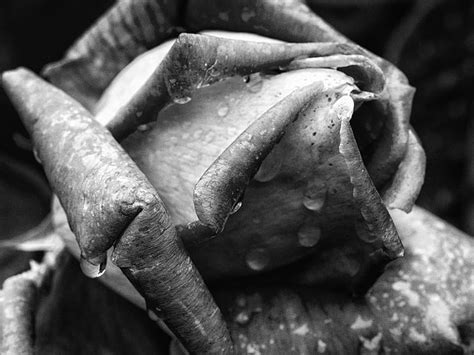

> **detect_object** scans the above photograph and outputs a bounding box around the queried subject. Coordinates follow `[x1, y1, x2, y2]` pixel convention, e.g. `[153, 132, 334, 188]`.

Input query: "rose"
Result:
[2, 1, 472, 353]
[3, 29, 421, 353]
[48, 32, 472, 354]
[49, 29, 425, 292]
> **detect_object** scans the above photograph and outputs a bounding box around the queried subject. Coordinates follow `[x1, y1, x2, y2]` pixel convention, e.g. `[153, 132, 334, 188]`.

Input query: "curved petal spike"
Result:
[2, 68, 233, 354]
[381, 128, 426, 212]
[338, 98, 404, 259]
[366, 80, 415, 187]
[194, 82, 324, 233]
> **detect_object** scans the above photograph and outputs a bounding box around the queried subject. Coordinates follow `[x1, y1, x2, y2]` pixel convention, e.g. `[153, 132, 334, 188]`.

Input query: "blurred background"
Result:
[0, 0, 472, 283]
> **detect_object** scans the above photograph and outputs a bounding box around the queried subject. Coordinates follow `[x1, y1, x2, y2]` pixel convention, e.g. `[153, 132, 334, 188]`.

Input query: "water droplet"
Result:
[146, 302, 165, 322]
[217, 103, 229, 117]
[173, 96, 191, 105]
[208, 67, 220, 77]
[148, 309, 160, 321]
[246, 75, 263, 93]
[202, 131, 216, 144]
[246, 248, 269, 271]
[33, 148, 41, 164]
[338, 256, 360, 277]
[80, 256, 106, 278]
[254, 152, 282, 182]
[297, 224, 321, 247]
[241, 9, 256, 22]
[303, 181, 327, 212]
[234, 311, 251, 325]
[354, 218, 378, 243]
[137, 124, 150, 132]
[242, 75, 250, 83]
[231, 201, 242, 214]
[251, 217, 261, 225]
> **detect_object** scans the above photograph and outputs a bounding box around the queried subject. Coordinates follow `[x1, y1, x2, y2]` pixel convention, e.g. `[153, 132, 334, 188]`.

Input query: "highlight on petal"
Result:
[382, 128, 426, 212]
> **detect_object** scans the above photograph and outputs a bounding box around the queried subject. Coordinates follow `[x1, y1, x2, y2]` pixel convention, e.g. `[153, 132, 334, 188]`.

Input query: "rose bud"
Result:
[49, 30, 423, 290]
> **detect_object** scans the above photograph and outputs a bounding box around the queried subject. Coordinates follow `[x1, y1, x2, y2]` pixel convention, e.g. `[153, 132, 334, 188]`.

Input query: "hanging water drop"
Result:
[80, 256, 106, 278]
[33, 148, 42, 164]
[146, 302, 164, 322]
[173, 96, 191, 105]
[297, 224, 321, 247]
[246, 248, 269, 271]
[147, 309, 160, 321]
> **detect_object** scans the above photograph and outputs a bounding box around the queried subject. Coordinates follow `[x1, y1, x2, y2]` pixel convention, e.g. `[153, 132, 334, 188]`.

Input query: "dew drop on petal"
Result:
[303, 181, 327, 212]
[137, 124, 150, 132]
[338, 256, 360, 277]
[173, 96, 191, 105]
[297, 224, 321, 247]
[241, 8, 256, 22]
[254, 154, 282, 182]
[246, 248, 269, 271]
[146, 302, 165, 322]
[242, 75, 250, 83]
[80, 256, 106, 278]
[209, 67, 221, 78]
[246, 75, 263, 93]
[354, 218, 378, 243]
[147, 309, 160, 321]
[217, 103, 229, 117]
[234, 310, 251, 325]
[231, 201, 243, 214]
